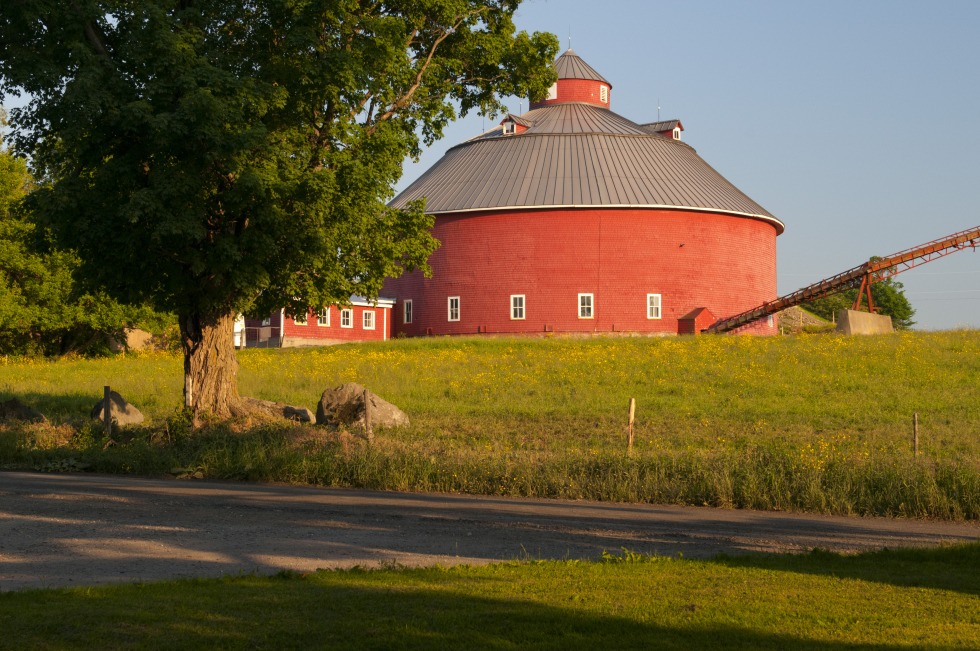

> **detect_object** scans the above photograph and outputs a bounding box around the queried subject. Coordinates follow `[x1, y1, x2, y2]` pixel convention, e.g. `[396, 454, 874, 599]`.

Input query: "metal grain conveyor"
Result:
[705, 225, 980, 334]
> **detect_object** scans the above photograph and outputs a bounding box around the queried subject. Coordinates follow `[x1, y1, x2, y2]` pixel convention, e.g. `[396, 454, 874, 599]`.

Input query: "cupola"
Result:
[530, 48, 612, 110]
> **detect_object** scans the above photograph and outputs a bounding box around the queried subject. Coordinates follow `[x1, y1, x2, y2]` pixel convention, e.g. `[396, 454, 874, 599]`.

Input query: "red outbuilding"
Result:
[244, 297, 395, 348]
[383, 49, 782, 336]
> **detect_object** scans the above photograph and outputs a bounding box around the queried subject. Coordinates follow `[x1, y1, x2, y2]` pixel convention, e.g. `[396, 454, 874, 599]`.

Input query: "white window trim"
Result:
[294, 311, 308, 326]
[403, 299, 413, 324]
[578, 293, 594, 319]
[503, 120, 516, 135]
[448, 296, 460, 322]
[340, 308, 353, 329]
[363, 310, 376, 330]
[318, 308, 330, 327]
[647, 294, 662, 320]
[600, 85, 608, 103]
[672, 127, 681, 140]
[261, 317, 271, 327]
[510, 294, 525, 320]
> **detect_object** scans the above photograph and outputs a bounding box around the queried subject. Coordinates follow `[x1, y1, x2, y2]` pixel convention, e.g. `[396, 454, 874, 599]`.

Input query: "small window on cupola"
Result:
[600, 85, 608, 103]
[503, 119, 516, 135]
[672, 127, 681, 140]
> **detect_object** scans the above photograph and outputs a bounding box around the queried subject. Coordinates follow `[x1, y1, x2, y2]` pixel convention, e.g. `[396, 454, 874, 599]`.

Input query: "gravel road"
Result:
[2, 471, 977, 592]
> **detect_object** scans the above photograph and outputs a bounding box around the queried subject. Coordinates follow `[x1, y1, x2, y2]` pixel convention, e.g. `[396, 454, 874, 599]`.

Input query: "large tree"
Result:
[0, 1, 558, 418]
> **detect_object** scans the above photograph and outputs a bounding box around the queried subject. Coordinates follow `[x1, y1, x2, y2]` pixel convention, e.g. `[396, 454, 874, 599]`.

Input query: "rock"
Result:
[283, 405, 315, 423]
[316, 383, 409, 430]
[0, 397, 47, 423]
[90, 391, 144, 426]
[241, 397, 314, 423]
[242, 397, 279, 414]
[108, 328, 156, 353]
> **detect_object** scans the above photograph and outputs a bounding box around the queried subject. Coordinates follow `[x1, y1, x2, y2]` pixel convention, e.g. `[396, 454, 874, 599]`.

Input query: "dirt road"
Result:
[1, 471, 977, 591]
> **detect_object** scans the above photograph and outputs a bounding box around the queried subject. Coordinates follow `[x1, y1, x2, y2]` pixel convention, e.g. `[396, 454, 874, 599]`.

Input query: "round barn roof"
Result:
[391, 50, 782, 234]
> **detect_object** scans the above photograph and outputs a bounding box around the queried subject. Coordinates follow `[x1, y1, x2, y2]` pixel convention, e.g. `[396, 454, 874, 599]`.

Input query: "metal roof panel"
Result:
[392, 103, 782, 233]
[554, 49, 611, 85]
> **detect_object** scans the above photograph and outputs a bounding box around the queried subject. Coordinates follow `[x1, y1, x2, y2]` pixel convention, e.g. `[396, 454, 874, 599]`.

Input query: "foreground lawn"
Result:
[1, 545, 978, 649]
[2, 331, 979, 518]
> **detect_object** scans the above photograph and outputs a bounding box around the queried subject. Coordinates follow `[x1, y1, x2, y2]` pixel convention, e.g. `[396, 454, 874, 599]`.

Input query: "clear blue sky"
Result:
[398, 0, 980, 330]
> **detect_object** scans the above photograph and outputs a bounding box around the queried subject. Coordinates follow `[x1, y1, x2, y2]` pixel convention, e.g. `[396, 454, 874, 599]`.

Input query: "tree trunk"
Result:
[179, 310, 243, 423]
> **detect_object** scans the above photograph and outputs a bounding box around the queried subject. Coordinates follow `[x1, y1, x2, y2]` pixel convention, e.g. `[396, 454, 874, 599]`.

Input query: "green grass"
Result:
[1, 545, 978, 649]
[2, 331, 980, 518]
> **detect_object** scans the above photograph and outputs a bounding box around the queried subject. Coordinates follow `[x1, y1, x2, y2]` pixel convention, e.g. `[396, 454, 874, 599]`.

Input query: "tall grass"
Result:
[2, 330, 979, 518]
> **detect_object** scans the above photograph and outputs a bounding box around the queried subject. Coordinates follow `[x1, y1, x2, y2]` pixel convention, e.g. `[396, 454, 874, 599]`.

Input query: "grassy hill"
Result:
[2, 330, 979, 518]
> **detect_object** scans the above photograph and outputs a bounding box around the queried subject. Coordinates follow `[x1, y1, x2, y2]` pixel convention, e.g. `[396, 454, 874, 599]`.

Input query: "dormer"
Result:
[500, 113, 530, 136]
[530, 49, 612, 110]
[639, 119, 684, 141]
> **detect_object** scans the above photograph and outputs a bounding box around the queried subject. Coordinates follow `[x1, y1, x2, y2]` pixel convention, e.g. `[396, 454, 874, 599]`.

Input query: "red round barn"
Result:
[384, 49, 783, 336]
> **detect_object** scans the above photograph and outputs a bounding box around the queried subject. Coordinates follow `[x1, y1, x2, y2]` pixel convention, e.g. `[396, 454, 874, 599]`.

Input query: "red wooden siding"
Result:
[383, 208, 778, 337]
[246, 303, 393, 347]
[532, 78, 610, 109]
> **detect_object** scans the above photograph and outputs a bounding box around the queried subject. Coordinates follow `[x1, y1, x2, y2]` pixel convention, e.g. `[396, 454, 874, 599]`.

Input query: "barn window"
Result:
[318, 308, 330, 327]
[403, 299, 413, 324]
[578, 293, 594, 319]
[672, 127, 681, 140]
[261, 317, 271, 326]
[600, 85, 608, 103]
[647, 294, 662, 319]
[340, 308, 353, 328]
[363, 311, 375, 330]
[448, 296, 460, 322]
[511, 295, 525, 320]
[503, 120, 516, 135]
[294, 311, 307, 326]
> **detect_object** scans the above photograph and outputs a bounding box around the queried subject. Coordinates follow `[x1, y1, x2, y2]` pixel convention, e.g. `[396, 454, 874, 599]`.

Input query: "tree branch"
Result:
[351, 91, 373, 122]
[69, 2, 111, 60]
[366, 9, 483, 134]
[82, 21, 110, 59]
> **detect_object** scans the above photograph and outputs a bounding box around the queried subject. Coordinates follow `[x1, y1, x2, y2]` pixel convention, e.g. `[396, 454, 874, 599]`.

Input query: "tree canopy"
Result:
[1, 109, 170, 355]
[0, 1, 559, 416]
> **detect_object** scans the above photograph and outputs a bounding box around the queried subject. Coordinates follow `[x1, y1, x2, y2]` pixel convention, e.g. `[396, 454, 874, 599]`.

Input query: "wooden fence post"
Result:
[627, 397, 636, 456]
[103, 385, 112, 438]
[363, 388, 373, 442]
[913, 412, 919, 456]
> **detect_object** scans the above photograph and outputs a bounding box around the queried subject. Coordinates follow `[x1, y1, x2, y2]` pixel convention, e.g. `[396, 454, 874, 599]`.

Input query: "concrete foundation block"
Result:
[835, 309, 894, 335]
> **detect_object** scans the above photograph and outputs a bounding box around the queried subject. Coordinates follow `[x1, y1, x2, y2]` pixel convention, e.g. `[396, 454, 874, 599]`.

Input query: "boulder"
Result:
[0, 397, 47, 424]
[241, 397, 314, 423]
[108, 328, 156, 353]
[283, 405, 316, 423]
[316, 383, 409, 430]
[91, 391, 144, 426]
